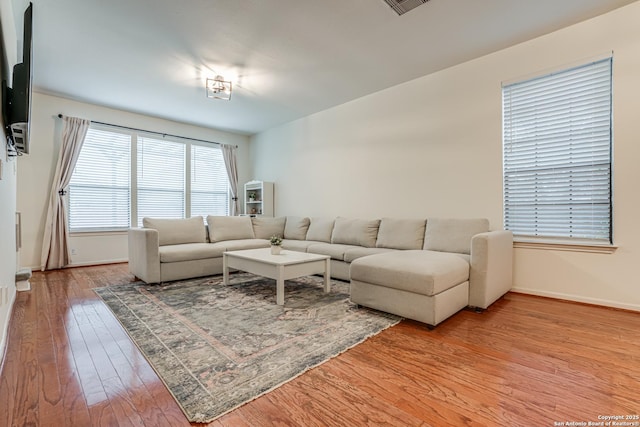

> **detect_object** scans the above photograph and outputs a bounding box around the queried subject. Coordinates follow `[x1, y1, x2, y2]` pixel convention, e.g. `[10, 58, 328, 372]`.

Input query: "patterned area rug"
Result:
[94, 273, 400, 423]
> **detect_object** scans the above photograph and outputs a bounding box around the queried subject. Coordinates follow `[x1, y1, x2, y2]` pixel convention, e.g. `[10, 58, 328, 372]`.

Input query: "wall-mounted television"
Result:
[2, 2, 33, 155]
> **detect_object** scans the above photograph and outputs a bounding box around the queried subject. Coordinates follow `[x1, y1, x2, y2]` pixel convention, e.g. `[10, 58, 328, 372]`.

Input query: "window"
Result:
[137, 136, 185, 225]
[68, 127, 229, 232]
[502, 58, 612, 244]
[191, 144, 229, 218]
[68, 128, 131, 232]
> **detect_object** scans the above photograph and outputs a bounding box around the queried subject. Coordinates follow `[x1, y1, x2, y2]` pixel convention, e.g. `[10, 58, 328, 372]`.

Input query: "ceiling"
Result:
[23, 0, 639, 135]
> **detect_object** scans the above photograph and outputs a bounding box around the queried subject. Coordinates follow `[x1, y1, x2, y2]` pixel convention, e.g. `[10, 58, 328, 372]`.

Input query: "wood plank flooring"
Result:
[1, 264, 639, 426]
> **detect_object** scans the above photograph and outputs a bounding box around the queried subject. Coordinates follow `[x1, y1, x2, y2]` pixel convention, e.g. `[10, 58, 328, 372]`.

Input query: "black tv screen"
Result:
[7, 2, 32, 154]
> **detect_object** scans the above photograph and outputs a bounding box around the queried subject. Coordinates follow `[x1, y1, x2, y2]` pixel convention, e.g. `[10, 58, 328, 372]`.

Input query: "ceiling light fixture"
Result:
[384, 0, 429, 16]
[206, 75, 232, 100]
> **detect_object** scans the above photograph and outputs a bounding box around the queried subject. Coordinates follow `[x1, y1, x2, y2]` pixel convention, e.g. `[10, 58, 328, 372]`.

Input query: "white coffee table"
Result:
[222, 248, 331, 305]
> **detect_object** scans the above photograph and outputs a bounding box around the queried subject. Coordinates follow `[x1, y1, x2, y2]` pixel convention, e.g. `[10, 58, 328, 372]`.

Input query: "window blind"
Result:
[502, 58, 612, 243]
[68, 128, 131, 232]
[137, 136, 185, 225]
[69, 127, 231, 232]
[191, 144, 229, 218]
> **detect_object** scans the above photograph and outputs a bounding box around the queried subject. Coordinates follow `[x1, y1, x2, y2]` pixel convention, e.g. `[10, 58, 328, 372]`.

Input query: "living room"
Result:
[1, 0, 640, 425]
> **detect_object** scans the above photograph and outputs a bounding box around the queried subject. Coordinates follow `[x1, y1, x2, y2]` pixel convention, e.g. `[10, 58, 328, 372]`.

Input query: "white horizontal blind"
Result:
[137, 136, 185, 225]
[68, 128, 131, 231]
[503, 58, 612, 242]
[191, 144, 229, 218]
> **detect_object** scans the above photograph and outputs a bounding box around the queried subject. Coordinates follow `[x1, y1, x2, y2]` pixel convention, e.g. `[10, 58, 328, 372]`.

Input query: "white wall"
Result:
[18, 92, 251, 269]
[0, 0, 18, 361]
[0, 126, 17, 361]
[251, 2, 640, 311]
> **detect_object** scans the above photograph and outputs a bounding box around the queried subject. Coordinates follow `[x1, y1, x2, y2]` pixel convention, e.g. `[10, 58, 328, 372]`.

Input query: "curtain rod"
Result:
[57, 114, 237, 148]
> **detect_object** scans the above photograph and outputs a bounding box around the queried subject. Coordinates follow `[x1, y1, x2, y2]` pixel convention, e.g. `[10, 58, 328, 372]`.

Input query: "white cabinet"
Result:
[244, 180, 274, 216]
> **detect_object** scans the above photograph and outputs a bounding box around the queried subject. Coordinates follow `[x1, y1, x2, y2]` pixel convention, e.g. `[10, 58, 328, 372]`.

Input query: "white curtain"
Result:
[40, 116, 90, 270]
[221, 144, 240, 216]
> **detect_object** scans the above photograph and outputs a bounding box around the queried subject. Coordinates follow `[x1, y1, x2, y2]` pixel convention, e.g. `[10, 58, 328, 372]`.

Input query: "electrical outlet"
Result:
[71, 248, 77, 255]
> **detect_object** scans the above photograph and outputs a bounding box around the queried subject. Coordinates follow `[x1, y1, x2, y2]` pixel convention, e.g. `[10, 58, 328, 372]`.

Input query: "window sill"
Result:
[513, 240, 617, 254]
[69, 230, 129, 237]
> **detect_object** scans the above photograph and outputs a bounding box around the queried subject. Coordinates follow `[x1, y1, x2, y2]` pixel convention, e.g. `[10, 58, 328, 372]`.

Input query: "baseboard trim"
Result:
[68, 258, 128, 268]
[24, 259, 128, 272]
[511, 287, 640, 313]
[0, 287, 17, 373]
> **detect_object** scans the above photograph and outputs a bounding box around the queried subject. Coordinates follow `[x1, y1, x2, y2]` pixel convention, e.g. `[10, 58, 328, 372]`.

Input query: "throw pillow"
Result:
[142, 216, 207, 246]
[284, 216, 311, 240]
[207, 216, 255, 242]
[306, 218, 335, 242]
[376, 218, 427, 250]
[331, 217, 381, 248]
[251, 217, 286, 239]
[424, 218, 490, 254]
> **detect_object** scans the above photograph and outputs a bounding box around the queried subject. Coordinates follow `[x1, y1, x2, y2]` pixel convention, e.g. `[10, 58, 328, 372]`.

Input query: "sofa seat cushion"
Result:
[143, 216, 207, 246]
[344, 247, 397, 263]
[350, 250, 470, 297]
[281, 239, 322, 252]
[223, 239, 270, 251]
[307, 243, 361, 261]
[159, 243, 225, 263]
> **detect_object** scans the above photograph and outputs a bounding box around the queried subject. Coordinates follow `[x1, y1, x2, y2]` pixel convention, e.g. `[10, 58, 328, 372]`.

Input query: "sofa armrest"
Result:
[128, 228, 161, 283]
[469, 230, 513, 309]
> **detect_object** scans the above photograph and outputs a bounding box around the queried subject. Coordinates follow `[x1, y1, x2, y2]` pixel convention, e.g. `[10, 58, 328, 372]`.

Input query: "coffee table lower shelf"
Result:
[222, 248, 331, 305]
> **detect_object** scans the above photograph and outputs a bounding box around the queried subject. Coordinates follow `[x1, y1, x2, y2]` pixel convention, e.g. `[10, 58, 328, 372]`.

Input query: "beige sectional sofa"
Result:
[128, 215, 513, 327]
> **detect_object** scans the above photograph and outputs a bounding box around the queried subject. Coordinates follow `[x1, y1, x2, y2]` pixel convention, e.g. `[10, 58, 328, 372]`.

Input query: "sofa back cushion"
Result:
[331, 217, 381, 248]
[284, 216, 310, 240]
[305, 217, 335, 242]
[207, 215, 255, 242]
[142, 216, 207, 246]
[252, 216, 286, 239]
[376, 218, 427, 250]
[424, 218, 490, 255]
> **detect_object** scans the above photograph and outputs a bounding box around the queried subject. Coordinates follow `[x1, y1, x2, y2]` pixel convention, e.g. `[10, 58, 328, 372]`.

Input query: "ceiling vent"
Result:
[383, 0, 430, 16]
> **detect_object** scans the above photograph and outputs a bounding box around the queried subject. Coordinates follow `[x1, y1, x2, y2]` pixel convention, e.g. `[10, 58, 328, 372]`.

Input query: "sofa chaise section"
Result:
[351, 250, 470, 327]
[350, 218, 513, 326]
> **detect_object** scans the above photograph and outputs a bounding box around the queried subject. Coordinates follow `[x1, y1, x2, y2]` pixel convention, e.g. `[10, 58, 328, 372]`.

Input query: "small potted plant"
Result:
[269, 235, 283, 255]
[248, 192, 257, 202]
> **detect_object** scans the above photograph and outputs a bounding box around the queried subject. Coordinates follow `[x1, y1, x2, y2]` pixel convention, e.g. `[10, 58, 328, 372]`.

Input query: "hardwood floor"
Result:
[1, 264, 639, 426]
